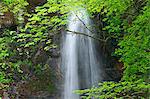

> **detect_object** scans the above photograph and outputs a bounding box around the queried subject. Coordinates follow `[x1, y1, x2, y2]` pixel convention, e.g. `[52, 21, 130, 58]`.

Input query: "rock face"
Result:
[15, 33, 62, 99]
[92, 15, 122, 81]
[27, 0, 47, 6]
[26, 0, 47, 13]
[0, 12, 15, 29]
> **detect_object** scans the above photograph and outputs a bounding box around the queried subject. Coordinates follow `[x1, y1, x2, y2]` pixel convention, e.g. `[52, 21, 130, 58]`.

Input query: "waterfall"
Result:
[61, 8, 102, 99]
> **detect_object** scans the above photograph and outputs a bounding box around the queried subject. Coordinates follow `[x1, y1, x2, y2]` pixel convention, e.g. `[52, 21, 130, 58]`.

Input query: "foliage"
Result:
[0, 72, 11, 84]
[0, 0, 29, 87]
[16, 0, 86, 50]
[0, 0, 59, 95]
[76, 80, 150, 98]
[116, 3, 150, 82]
[2, 0, 14, 4]
[0, 30, 16, 85]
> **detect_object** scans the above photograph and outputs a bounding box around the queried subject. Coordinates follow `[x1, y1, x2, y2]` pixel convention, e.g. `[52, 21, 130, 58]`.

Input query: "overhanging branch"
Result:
[66, 29, 109, 42]
[65, 13, 110, 42]
[75, 14, 94, 33]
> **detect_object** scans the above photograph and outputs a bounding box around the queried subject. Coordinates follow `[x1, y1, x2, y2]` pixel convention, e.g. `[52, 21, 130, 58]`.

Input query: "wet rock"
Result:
[0, 12, 15, 29]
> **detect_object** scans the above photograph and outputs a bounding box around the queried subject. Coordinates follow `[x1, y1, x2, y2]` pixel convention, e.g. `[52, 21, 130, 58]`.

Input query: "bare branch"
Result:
[66, 29, 109, 42]
[67, 13, 110, 42]
[75, 14, 95, 34]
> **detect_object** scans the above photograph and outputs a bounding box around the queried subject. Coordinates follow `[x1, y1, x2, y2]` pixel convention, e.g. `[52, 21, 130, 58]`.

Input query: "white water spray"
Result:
[61, 8, 102, 99]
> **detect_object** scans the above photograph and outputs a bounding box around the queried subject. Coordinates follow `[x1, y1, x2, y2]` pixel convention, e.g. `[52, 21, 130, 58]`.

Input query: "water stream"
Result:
[61, 9, 102, 99]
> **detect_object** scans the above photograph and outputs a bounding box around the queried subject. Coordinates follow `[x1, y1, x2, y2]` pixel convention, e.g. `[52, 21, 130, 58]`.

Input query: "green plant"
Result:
[116, 3, 150, 82]
[2, 0, 14, 4]
[76, 80, 150, 99]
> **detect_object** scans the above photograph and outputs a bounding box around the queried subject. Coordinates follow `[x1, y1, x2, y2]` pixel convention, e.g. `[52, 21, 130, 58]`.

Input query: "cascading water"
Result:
[61, 8, 102, 99]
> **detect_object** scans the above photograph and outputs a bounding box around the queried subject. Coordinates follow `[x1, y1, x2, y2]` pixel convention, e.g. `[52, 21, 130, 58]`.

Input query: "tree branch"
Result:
[75, 13, 95, 34]
[68, 13, 110, 42]
[66, 29, 109, 42]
